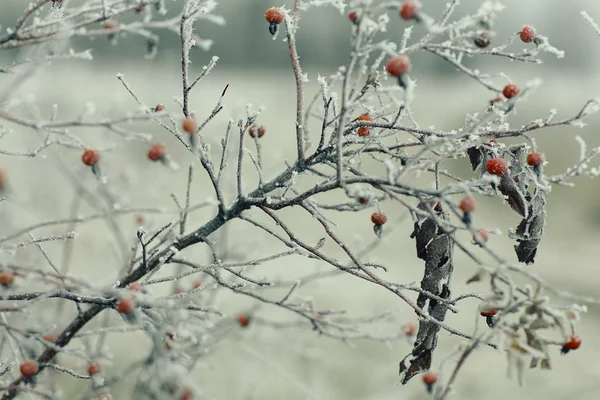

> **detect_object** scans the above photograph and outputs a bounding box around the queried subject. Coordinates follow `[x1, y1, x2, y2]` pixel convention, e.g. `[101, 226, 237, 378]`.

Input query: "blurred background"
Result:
[1, 1, 600, 399]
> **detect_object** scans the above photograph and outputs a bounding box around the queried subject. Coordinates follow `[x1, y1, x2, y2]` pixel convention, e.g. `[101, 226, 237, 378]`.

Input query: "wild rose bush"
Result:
[1, 1, 600, 399]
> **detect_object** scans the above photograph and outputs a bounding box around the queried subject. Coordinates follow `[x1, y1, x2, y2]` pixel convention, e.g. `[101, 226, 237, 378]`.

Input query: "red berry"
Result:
[502, 84, 520, 99]
[180, 388, 194, 400]
[0, 168, 6, 188]
[248, 124, 266, 138]
[526, 152, 544, 167]
[128, 282, 142, 292]
[402, 322, 416, 337]
[459, 197, 476, 213]
[490, 97, 504, 105]
[192, 280, 202, 289]
[348, 11, 358, 23]
[485, 158, 509, 176]
[422, 370, 438, 385]
[358, 197, 369, 205]
[399, 1, 421, 21]
[237, 313, 250, 327]
[147, 142, 166, 161]
[473, 229, 489, 243]
[43, 334, 55, 343]
[135, 214, 145, 225]
[371, 212, 387, 226]
[182, 117, 197, 134]
[474, 32, 491, 48]
[81, 149, 100, 166]
[386, 55, 412, 77]
[357, 114, 372, 137]
[154, 104, 165, 112]
[117, 297, 135, 314]
[103, 20, 118, 30]
[520, 25, 536, 43]
[88, 362, 101, 376]
[0, 271, 14, 286]
[265, 8, 285, 24]
[564, 335, 582, 351]
[480, 309, 497, 317]
[565, 335, 582, 351]
[20, 361, 39, 377]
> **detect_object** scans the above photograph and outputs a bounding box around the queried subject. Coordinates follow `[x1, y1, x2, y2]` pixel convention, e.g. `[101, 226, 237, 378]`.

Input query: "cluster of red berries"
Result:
[172, 280, 203, 295]
[357, 114, 372, 137]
